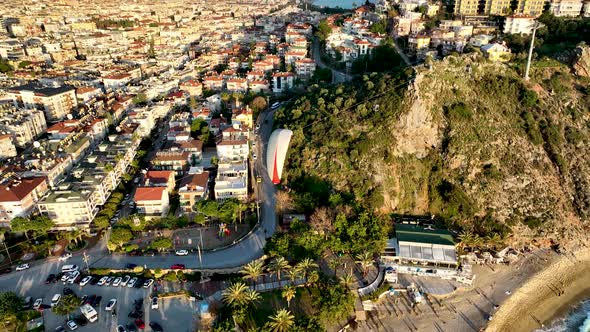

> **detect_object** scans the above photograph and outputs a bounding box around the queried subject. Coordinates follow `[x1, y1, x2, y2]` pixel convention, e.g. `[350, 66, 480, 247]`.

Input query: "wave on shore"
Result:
[535, 299, 590, 332]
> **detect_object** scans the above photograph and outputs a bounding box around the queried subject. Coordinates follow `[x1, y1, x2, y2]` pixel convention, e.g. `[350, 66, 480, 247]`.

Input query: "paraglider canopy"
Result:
[266, 129, 293, 184]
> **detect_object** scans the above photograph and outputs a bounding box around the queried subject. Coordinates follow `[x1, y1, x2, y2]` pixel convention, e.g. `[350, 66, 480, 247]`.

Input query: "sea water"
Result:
[313, 0, 373, 9]
[536, 299, 590, 332]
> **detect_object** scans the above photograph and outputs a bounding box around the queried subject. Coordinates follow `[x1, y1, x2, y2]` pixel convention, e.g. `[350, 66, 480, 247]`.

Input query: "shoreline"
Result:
[486, 249, 590, 332]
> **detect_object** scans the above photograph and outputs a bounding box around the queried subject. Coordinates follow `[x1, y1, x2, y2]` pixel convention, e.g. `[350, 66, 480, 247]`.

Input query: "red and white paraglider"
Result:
[266, 129, 293, 184]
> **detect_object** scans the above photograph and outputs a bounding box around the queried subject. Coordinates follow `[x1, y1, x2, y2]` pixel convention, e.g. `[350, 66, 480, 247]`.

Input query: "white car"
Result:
[66, 320, 78, 330]
[112, 277, 122, 287]
[127, 277, 137, 288]
[51, 294, 61, 307]
[151, 297, 158, 310]
[104, 276, 113, 286]
[105, 299, 117, 311]
[175, 249, 188, 256]
[121, 275, 130, 287]
[252, 153, 257, 160]
[143, 279, 154, 288]
[97, 276, 108, 286]
[61, 273, 71, 282]
[59, 253, 72, 261]
[15, 264, 30, 271]
[33, 298, 43, 310]
[67, 271, 80, 284]
[79, 276, 92, 287]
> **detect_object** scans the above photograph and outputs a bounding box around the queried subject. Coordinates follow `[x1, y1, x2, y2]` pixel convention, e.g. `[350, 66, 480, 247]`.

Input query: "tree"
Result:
[189, 96, 198, 110]
[294, 257, 318, 284]
[222, 281, 249, 308]
[339, 273, 355, 289]
[250, 96, 267, 112]
[316, 20, 332, 43]
[11, 215, 54, 240]
[240, 259, 265, 288]
[109, 228, 133, 248]
[132, 93, 148, 105]
[369, 20, 387, 34]
[18, 61, 31, 69]
[52, 294, 79, 319]
[0, 59, 13, 73]
[268, 256, 290, 287]
[310, 206, 334, 238]
[275, 191, 294, 214]
[94, 216, 110, 230]
[10, 217, 32, 240]
[0, 292, 22, 321]
[282, 286, 296, 308]
[151, 237, 172, 251]
[267, 309, 295, 332]
[355, 252, 374, 278]
[148, 37, 156, 58]
[244, 289, 261, 308]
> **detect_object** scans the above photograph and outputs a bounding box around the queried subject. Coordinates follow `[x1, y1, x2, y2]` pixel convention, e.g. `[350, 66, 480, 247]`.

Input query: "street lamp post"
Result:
[525, 21, 543, 81]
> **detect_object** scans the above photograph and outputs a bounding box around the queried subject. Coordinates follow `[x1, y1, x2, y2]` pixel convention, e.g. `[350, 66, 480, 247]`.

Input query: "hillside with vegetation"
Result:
[274, 50, 590, 251]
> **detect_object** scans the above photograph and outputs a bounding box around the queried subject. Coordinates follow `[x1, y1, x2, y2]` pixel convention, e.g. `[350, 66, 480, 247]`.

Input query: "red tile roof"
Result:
[134, 186, 167, 202]
[144, 170, 174, 185]
[0, 177, 47, 202]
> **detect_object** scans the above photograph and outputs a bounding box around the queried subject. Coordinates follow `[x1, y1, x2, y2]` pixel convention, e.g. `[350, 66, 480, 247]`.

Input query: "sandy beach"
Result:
[486, 249, 590, 332]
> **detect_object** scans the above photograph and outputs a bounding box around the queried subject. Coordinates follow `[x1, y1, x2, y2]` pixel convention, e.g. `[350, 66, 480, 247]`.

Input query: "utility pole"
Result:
[525, 21, 540, 81]
[3, 243, 11, 265]
[82, 251, 90, 272]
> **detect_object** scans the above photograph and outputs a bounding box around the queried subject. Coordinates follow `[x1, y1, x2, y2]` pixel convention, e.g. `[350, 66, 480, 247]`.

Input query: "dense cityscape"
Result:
[0, 0, 589, 331]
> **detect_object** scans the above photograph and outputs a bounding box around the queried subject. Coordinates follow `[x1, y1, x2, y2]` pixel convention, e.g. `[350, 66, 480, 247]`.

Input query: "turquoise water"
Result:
[535, 299, 590, 332]
[313, 0, 373, 9]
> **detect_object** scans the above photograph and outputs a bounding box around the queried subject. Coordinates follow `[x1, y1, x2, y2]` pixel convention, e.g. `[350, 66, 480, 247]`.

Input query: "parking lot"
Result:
[18, 272, 197, 332]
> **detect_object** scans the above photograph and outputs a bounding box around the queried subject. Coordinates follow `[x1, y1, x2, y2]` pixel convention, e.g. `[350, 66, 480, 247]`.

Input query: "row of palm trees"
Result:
[457, 231, 504, 251]
[240, 256, 319, 289]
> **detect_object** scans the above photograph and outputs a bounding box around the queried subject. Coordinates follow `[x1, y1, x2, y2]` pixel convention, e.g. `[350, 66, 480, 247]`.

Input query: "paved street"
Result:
[311, 38, 352, 83]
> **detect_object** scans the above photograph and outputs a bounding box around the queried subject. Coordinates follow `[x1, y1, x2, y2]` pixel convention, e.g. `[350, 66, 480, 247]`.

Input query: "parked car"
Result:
[151, 297, 158, 310]
[85, 295, 95, 305]
[97, 276, 108, 286]
[121, 275, 131, 287]
[252, 153, 257, 160]
[134, 278, 144, 288]
[67, 271, 80, 284]
[51, 294, 61, 307]
[79, 295, 88, 306]
[116, 325, 126, 332]
[175, 249, 188, 256]
[55, 326, 65, 332]
[79, 276, 92, 287]
[74, 315, 88, 327]
[33, 298, 43, 310]
[143, 279, 154, 288]
[23, 296, 32, 309]
[91, 296, 102, 307]
[170, 264, 185, 270]
[104, 276, 113, 286]
[61, 273, 71, 282]
[135, 319, 145, 329]
[63, 287, 74, 295]
[105, 299, 117, 311]
[66, 320, 78, 330]
[45, 274, 56, 284]
[127, 277, 137, 288]
[89, 277, 99, 285]
[149, 322, 163, 332]
[16, 264, 30, 271]
[59, 253, 72, 261]
[112, 277, 122, 287]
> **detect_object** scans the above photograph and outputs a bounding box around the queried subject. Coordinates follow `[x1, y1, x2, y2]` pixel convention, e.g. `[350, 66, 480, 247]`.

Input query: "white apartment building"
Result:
[0, 176, 48, 227]
[37, 186, 99, 230]
[550, 0, 584, 16]
[134, 187, 170, 217]
[295, 58, 316, 77]
[503, 15, 535, 34]
[0, 135, 17, 158]
[6, 83, 77, 122]
[272, 72, 295, 93]
[214, 161, 248, 201]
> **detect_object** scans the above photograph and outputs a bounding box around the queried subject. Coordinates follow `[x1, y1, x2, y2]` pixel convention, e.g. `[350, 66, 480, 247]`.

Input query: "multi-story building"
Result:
[37, 185, 99, 230]
[134, 186, 169, 217]
[143, 170, 176, 194]
[550, 0, 584, 16]
[0, 135, 17, 158]
[503, 15, 535, 34]
[295, 58, 316, 77]
[486, 0, 513, 14]
[214, 161, 248, 201]
[152, 151, 189, 176]
[178, 170, 210, 213]
[272, 72, 295, 93]
[516, 0, 546, 16]
[6, 83, 77, 122]
[454, 0, 480, 15]
[0, 176, 49, 227]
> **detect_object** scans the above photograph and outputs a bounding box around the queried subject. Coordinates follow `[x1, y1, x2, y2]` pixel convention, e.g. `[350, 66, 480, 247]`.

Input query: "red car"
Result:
[135, 318, 145, 329]
[170, 264, 185, 270]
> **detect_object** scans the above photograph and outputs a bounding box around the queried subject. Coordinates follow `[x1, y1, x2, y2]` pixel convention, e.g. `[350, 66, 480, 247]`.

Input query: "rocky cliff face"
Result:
[572, 44, 590, 78]
[380, 54, 590, 249]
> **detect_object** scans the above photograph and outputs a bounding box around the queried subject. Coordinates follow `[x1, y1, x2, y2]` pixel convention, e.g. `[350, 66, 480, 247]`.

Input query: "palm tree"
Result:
[328, 257, 343, 276]
[282, 286, 296, 308]
[339, 273, 355, 289]
[355, 252, 374, 278]
[244, 289, 261, 308]
[306, 270, 320, 288]
[485, 233, 504, 250]
[268, 256, 290, 287]
[222, 281, 249, 308]
[458, 231, 475, 250]
[267, 309, 295, 332]
[287, 268, 300, 285]
[53, 294, 80, 320]
[295, 257, 318, 284]
[240, 260, 265, 289]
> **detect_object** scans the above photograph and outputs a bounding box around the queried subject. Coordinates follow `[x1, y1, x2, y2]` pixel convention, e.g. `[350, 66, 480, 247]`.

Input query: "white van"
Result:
[80, 303, 98, 322]
[51, 294, 61, 307]
[61, 264, 79, 273]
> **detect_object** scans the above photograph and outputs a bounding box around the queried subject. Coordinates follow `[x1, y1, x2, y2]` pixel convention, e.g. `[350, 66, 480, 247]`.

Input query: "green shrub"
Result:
[523, 216, 544, 229]
[163, 271, 177, 282]
[445, 102, 472, 120]
[521, 111, 543, 145]
[133, 266, 144, 273]
[519, 88, 538, 108]
[89, 268, 111, 275]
